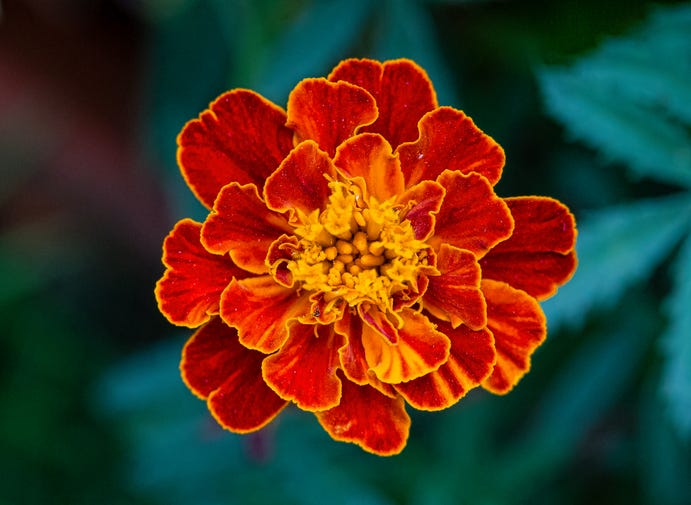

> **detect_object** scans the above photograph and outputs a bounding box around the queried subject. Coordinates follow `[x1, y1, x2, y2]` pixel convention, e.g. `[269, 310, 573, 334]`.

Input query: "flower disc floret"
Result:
[284, 177, 436, 316]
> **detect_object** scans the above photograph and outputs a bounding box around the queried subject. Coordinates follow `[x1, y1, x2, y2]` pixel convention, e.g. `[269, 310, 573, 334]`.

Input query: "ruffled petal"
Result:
[424, 244, 487, 330]
[262, 323, 344, 411]
[333, 133, 404, 202]
[264, 140, 336, 220]
[481, 197, 578, 300]
[315, 377, 410, 456]
[360, 307, 451, 384]
[220, 275, 311, 353]
[201, 183, 292, 274]
[286, 78, 377, 156]
[398, 180, 445, 241]
[433, 170, 514, 258]
[397, 107, 505, 188]
[481, 279, 547, 394]
[155, 219, 246, 327]
[335, 309, 369, 385]
[177, 90, 294, 208]
[329, 58, 437, 149]
[395, 322, 495, 410]
[181, 318, 287, 433]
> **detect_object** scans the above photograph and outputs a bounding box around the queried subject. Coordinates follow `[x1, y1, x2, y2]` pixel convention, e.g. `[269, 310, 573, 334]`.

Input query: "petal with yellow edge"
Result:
[177, 89, 294, 208]
[262, 323, 344, 411]
[220, 275, 311, 353]
[398, 180, 445, 241]
[201, 183, 292, 275]
[286, 78, 377, 156]
[333, 133, 404, 202]
[481, 197, 577, 300]
[181, 318, 287, 433]
[329, 58, 437, 149]
[155, 219, 246, 328]
[395, 321, 495, 410]
[433, 170, 514, 258]
[263, 140, 336, 220]
[335, 309, 369, 385]
[424, 243, 487, 330]
[397, 107, 505, 188]
[481, 279, 547, 394]
[361, 307, 451, 384]
[315, 376, 410, 456]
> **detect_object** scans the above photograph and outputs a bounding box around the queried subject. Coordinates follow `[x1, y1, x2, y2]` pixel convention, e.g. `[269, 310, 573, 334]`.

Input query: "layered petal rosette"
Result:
[155, 58, 577, 456]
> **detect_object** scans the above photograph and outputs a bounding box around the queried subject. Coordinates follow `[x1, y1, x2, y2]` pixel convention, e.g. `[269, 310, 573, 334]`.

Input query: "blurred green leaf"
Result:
[255, 0, 375, 104]
[538, 5, 691, 188]
[660, 232, 691, 441]
[543, 193, 691, 329]
[372, 0, 458, 106]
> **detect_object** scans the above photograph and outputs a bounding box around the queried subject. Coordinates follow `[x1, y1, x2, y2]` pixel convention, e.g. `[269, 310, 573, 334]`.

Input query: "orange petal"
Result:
[335, 309, 369, 385]
[155, 219, 246, 328]
[361, 307, 451, 383]
[333, 133, 405, 202]
[329, 58, 437, 149]
[481, 197, 578, 300]
[397, 107, 505, 188]
[201, 183, 292, 274]
[481, 279, 547, 394]
[395, 321, 495, 410]
[220, 275, 311, 353]
[177, 90, 294, 208]
[262, 323, 344, 411]
[424, 243, 487, 330]
[286, 78, 377, 157]
[181, 318, 287, 433]
[433, 170, 514, 258]
[315, 377, 410, 456]
[264, 140, 336, 220]
[398, 180, 445, 240]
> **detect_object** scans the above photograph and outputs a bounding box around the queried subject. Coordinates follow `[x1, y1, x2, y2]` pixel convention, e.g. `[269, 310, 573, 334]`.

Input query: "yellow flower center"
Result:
[286, 178, 435, 316]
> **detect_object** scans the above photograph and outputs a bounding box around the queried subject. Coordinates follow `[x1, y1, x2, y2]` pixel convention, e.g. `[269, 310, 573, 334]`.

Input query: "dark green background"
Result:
[1, 1, 689, 503]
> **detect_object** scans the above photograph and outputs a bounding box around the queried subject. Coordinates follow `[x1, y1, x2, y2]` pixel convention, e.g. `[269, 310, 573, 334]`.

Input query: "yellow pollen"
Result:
[284, 178, 437, 315]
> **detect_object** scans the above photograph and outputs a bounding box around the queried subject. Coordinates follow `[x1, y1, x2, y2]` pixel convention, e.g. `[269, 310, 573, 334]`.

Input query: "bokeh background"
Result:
[1, 0, 690, 503]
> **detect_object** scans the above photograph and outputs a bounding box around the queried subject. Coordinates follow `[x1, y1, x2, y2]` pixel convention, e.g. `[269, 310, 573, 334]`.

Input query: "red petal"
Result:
[481, 197, 578, 300]
[433, 170, 514, 258]
[220, 275, 311, 353]
[481, 279, 546, 394]
[155, 219, 245, 327]
[263, 140, 336, 220]
[398, 180, 445, 240]
[181, 318, 287, 433]
[262, 323, 344, 411]
[201, 183, 292, 274]
[315, 378, 410, 456]
[395, 322, 495, 410]
[333, 133, 404, 202]
[361, 307, 451, 383]
[329, 58, 437, 149]
[335, 309, 369, 385]
[397, 107, 505, 188]
[178, 90, 294, 208]
[286, 78, 377, 157]
[424, 244, 487, 330]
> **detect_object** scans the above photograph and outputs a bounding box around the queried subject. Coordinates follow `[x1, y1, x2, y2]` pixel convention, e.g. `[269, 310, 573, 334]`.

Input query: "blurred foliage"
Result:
[2, 0, 690, 504]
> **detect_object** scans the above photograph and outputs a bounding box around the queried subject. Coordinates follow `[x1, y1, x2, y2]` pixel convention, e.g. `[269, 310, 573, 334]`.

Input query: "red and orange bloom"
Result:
[155, 58, 577, 456]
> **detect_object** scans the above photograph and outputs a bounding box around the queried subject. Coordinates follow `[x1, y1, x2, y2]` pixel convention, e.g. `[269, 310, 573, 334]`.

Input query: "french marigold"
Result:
[155, 58, 577, 456]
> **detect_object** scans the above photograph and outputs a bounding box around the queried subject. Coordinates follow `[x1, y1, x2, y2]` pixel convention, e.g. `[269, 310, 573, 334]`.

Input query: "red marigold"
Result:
[155, 58, 577, 456]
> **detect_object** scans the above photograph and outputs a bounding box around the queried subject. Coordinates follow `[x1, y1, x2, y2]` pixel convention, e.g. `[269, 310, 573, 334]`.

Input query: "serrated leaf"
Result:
[372, 0, 457, 106]
[255, 0, 374, 104]
[661, 232, 691, 441]
[543, 193, 691, 329]
[538, 5, 691, 188]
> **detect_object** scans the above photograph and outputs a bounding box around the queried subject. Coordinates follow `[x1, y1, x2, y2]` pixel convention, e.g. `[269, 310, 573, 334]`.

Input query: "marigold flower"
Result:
[155, 58, 577, 456]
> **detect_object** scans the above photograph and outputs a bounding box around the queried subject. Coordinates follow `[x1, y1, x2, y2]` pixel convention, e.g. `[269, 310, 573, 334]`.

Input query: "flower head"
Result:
[155, 58, 577, 455]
